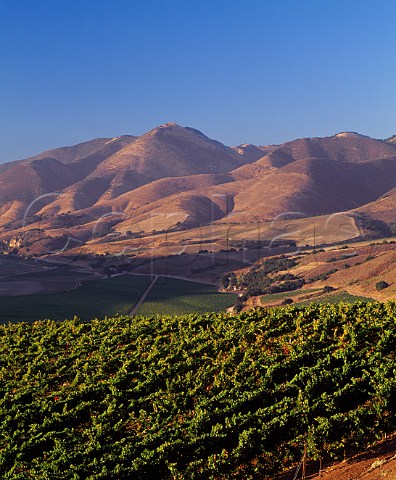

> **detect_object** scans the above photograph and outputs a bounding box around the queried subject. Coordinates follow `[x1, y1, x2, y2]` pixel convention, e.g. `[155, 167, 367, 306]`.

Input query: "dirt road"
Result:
[129, 275, 159, 316]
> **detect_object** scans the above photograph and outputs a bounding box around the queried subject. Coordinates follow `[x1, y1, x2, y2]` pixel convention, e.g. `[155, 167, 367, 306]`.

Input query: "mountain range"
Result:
[1, 123, 396, 257]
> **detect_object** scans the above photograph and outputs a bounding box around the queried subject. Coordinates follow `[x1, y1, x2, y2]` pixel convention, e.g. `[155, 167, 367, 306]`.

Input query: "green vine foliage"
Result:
[0, 302, 395, 479]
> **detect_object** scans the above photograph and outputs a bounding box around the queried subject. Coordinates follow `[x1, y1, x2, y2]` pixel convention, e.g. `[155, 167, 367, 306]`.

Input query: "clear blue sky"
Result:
[1, 0, 395, 162]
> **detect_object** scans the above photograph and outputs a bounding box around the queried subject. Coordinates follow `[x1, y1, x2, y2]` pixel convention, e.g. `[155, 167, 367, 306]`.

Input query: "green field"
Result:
[261, 289, 374, 306]
[137, 277, 237, 315]
[8, 265, 90, 278]
[296, 290, 374, 305]
[261, 288, 321, 303]
[0, 274, 151, 323]
[0, 274, 236, 323]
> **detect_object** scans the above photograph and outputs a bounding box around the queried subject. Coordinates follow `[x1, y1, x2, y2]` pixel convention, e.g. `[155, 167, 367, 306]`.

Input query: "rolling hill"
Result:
[0, 125, 396, 258]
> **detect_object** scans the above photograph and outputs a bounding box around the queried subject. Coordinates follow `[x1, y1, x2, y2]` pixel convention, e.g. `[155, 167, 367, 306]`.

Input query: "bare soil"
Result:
[276, 434, 396, 480]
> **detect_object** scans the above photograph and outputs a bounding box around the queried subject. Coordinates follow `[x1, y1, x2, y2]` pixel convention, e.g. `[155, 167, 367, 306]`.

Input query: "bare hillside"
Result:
[1, 125, 396, 258]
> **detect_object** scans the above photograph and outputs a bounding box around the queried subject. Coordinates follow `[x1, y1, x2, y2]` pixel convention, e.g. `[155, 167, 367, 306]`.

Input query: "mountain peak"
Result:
[156, 122, 182, 130]
[145, 123, 212, 142]
[144, 122, 185, 138]
[151, 123, 208, 137]
[160, 122, 180, 127]
[334, 131, 366, 138]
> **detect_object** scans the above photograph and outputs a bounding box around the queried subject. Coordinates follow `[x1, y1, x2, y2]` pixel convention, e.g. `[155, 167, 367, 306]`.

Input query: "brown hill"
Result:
[355, 187, 396, 222]
[105, 132, 396, 229]
[84, 123, 246, 198]
[215, 134, 396, 222]
[276, 132, 396, 163]
[230, 143, 272, 163]
[33, 124, 245, 217]
[2, 126, 396, 256]
[385, 134, 396, 145]
[0, 136, 136, 224]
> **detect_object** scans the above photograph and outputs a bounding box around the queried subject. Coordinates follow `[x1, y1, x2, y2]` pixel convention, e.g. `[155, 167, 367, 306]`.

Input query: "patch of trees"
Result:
[376, 281, 389, 291]
[242, 256, 297, 287]
[220, 272, 237, 290]
[356, 214, 396, 237]
[273, 273, 297, 281]
[323, 285, 336, 293]
[281, 298, 293, 305]
[229, 256, 303, 299]
[307, 269, 338, 283]
[327, 253, 357, 263]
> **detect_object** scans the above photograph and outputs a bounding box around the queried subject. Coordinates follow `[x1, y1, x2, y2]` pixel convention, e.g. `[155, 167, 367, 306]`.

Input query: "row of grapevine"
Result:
[0, 302, 395, 478]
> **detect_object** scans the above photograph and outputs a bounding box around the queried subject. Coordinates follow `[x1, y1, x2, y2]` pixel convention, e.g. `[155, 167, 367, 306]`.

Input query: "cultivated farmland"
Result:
[136, 277, 237, 315]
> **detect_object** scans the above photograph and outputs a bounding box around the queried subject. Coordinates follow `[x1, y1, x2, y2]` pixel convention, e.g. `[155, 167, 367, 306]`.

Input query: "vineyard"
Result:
[296, 290, 374, 305]
[0, 257, 43, 276]
[0, 274, 235, 323]
[0, 274, 152, 323]
[1, 302, 396, 478]
[136, 277, 237, 315]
